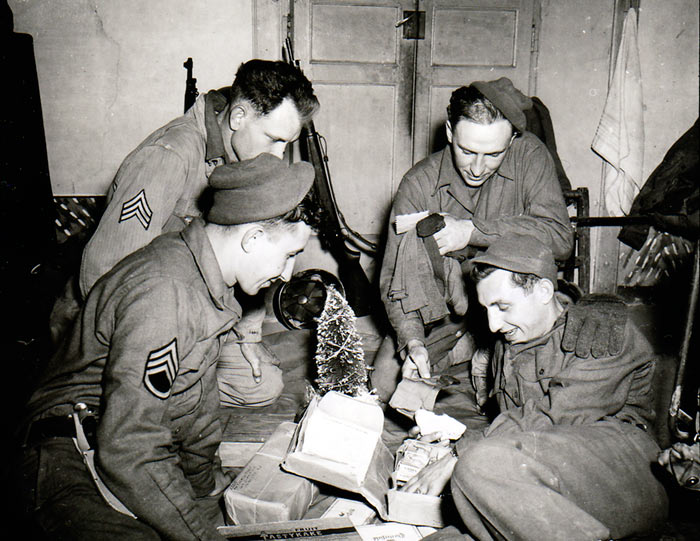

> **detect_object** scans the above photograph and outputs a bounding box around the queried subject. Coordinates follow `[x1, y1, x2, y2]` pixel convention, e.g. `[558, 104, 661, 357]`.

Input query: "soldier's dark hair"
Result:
[447, 85, 507, 129]
[470, 263, 539, 293]
[230, 60, 319, 123]
[259, 194, 321, 234]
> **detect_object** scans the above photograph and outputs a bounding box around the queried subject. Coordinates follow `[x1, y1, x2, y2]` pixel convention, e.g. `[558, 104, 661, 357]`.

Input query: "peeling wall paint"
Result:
[10, 0, 254, 194]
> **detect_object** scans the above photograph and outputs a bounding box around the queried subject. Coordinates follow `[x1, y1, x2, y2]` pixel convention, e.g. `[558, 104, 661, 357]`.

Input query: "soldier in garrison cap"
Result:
[51, 60, 319, 409]
[403, 234, 668, 541]
[375, 77, 626, 416]
[20, 154, 316, 540]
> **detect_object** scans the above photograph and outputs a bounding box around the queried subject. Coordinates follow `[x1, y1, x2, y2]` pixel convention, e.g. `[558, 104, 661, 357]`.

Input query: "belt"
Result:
[25, 414, 97, 448]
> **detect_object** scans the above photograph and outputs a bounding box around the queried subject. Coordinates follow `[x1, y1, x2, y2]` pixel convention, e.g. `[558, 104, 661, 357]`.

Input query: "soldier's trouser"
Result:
[216, 337, 284, 408]
[19, 438, 224, 540]
[451, 421, 668, 541]
[370, 317, 476, 403]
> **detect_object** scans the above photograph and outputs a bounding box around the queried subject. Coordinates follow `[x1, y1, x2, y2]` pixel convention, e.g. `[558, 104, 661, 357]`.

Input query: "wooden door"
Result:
[286, 0, 537, 248]
[413, 0, 537, 158]
[291, 0, 418, 239]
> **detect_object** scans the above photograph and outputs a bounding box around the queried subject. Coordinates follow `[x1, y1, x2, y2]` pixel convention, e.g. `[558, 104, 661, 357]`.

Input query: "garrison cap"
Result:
[471, 77, 532, 133]
[471, 234, 558, 287]
[206, 153, 314, 225]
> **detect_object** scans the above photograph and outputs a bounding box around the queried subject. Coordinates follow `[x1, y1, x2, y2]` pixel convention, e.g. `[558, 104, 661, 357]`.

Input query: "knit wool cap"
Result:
[471, 77, 532, 133]
[206, 153, 314, 225]
[471, 234, 558, 287]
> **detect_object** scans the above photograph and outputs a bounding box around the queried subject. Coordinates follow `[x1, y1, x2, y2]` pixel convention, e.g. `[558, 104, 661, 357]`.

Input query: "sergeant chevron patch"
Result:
[144, 338, 179, 399]
[119, 189, 153, 230]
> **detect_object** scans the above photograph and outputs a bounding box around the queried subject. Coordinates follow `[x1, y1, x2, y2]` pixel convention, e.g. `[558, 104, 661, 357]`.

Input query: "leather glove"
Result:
[562, 294, 628, 359]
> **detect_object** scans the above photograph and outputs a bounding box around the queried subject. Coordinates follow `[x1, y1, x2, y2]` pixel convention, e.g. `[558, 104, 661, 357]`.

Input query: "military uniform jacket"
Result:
[380, 134, 574, 350]
[80, 90, 230, 298]
[26, 219, 241, 540]
[485, 309, 656, 440]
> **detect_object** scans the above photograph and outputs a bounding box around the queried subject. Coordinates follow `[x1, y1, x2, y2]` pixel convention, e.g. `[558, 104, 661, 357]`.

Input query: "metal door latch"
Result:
[396, 10, 425, 40]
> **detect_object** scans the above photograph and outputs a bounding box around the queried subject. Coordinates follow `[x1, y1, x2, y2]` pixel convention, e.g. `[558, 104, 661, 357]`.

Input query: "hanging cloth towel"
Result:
[591, 8, 644, 216]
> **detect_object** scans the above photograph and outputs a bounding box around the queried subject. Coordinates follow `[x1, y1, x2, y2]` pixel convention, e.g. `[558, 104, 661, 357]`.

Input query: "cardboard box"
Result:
[355, 522, 437, 541]
[282, 392, 395, 519]
[386, 489, 444, 528]
[223, 421, 319, 524]
[321, 497, 377, 526]
[218, 441, 263, 468]
[218, 516, 359, 540]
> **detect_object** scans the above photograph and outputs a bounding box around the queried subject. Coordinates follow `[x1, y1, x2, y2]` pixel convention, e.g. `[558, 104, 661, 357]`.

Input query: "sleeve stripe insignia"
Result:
[144, 338, 179, 400]
[119, 189, 153, 230]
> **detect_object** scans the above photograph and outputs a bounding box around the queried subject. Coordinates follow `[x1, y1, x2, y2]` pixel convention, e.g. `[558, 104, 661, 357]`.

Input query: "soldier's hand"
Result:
[401, 451, 457, 496]
[403, 340, 431, 379]
[207, 467, 233, 497]
[433, 215, 475, 255]
[562, 294, 628, 358]
[240, 342, 280, 383]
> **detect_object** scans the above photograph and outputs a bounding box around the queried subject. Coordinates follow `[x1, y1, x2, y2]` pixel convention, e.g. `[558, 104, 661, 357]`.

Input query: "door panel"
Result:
[415, 0, 536, 157]
[290, 0, 536, 237]
[293, 0, 416, 238]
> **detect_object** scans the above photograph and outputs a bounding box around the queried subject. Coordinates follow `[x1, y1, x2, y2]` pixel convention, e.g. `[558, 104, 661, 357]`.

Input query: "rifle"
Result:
[183, 57, 199, 113]
[282, 39, 382, 319]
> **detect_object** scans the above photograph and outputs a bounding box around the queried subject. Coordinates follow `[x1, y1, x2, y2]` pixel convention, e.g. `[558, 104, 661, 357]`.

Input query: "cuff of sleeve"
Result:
[469, 218, 491, 247]
[396, 320, 426, 352]
[232, 326, 262, 343]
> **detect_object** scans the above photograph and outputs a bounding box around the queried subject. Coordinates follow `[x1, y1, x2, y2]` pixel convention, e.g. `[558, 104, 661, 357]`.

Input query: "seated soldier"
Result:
[403, 234, 669, 541]
[19, 154, 316, 540]
[374, 78, 622, 417]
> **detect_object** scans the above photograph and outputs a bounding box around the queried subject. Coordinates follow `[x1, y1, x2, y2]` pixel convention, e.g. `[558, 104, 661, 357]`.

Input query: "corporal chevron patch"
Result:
[119, 189, 153, 230]
[144, 338, 179, 399]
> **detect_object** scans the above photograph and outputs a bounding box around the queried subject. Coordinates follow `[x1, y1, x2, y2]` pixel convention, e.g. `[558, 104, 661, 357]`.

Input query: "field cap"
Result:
[471, 234, 558, 287]
[471, 77, 531, 132]
[207, 153, 314, 224]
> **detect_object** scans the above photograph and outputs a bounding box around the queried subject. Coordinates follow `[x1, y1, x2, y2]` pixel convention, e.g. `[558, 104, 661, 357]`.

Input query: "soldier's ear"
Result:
[535, 278, 555, 304]
[229, 104, 248, 131]
[241, 225, 266, 253]
[445, 120, 453, 144]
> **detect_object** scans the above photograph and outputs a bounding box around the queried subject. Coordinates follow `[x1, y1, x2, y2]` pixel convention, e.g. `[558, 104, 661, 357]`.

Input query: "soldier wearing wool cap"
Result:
[375, 76, 629, 418]
[19, 154, 316, 540]
[403, 234, 668, 541]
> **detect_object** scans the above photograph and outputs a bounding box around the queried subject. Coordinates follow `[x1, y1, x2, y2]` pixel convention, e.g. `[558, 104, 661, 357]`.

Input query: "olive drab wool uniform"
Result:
[23, 219, 241, 540]
[80, 91, 227, 296]
[380, 134, 574, 353]
[78, 89, 280, 408]
[451, 307, 669, 541]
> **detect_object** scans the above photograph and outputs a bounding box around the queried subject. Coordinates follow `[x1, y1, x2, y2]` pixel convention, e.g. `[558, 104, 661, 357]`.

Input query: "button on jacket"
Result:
[485, 308, 656, 439]
[26, 219, 241, 540]
[380, 134, 574, 350]
[450, 307, 667, 540]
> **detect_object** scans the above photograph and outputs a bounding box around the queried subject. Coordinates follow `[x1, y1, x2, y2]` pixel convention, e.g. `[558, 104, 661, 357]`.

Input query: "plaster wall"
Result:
[9, 0, 254, 195]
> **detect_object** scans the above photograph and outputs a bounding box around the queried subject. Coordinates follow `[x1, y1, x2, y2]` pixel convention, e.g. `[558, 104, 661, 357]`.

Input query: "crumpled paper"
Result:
[414, 409, 466, 441]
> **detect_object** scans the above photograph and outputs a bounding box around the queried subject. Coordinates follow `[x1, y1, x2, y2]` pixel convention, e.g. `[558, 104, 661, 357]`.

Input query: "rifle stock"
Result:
[283, 39, 380, 319]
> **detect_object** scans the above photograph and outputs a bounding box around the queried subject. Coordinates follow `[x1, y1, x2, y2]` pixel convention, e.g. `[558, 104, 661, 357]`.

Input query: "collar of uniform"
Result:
[433, 146, 481, 213]
[181, 218, 242, 316]
[495, 135, 518, 180]
[503, 305, 569, 357]
[204, 88, 231, 164]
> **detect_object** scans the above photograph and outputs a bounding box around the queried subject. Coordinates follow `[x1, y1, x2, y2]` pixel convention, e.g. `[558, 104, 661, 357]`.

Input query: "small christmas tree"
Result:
[313, 286, 370, 397]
